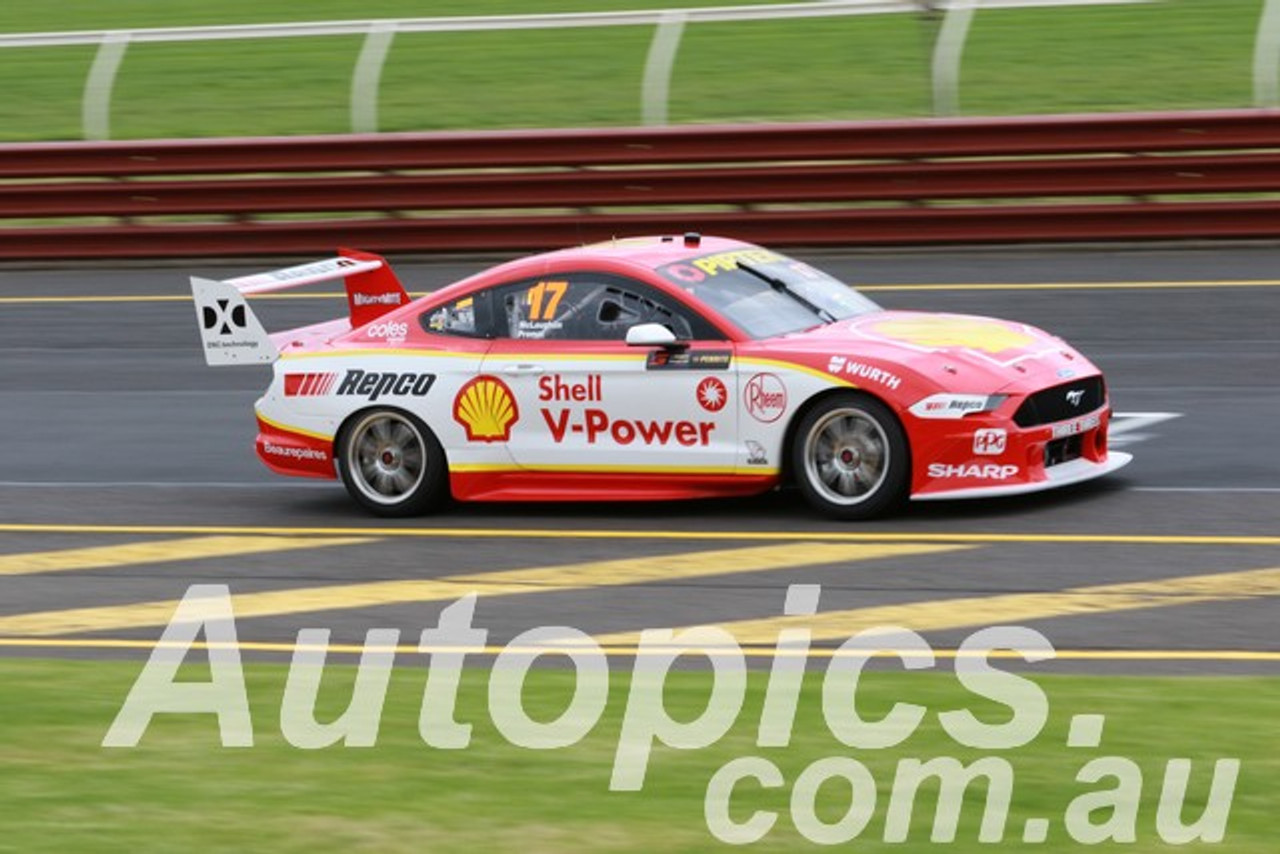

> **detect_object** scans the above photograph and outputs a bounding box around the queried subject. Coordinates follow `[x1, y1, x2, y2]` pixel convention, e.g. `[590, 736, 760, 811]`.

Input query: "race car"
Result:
[191, 234, 1130, 519]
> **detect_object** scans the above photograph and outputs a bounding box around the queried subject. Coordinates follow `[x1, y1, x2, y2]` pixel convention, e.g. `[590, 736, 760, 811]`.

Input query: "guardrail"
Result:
[3, 109, 1280, 258]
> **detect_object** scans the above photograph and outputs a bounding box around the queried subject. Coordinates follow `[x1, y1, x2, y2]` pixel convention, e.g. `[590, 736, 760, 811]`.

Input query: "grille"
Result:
[1013, 377, 1105, 428]
[1044, 435, 1083, 468]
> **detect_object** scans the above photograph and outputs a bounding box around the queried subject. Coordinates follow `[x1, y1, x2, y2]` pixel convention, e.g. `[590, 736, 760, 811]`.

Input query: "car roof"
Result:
[534, 233, 754, 268]
[466, 234, 757, 282]
[419, 233, 760, 305]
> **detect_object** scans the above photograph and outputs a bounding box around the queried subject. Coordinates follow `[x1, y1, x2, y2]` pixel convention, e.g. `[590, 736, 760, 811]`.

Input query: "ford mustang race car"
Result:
[191, 234, 1130, 519]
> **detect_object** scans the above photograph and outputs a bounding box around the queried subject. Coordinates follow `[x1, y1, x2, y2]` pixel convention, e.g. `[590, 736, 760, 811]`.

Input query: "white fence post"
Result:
[83, 31, 131, 140]
[931, 0, 978, 117]
[1254, 0, 1280, 107]
[642, 11, 688, 126]
[351, 21, 399, 133]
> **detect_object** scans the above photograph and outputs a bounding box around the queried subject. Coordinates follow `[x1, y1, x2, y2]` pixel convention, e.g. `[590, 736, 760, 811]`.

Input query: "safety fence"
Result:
[3, 108, 1280, 258]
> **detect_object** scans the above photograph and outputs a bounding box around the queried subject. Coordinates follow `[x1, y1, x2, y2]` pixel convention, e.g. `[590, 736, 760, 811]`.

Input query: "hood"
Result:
[778, 311, 1098, 394]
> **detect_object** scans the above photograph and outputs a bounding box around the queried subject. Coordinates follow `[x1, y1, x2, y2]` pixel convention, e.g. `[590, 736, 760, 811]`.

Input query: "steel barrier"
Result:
[3, 109, 1280, 258]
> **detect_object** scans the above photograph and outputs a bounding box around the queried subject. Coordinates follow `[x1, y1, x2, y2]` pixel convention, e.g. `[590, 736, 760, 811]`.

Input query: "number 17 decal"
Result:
[526, 280, 567, 321]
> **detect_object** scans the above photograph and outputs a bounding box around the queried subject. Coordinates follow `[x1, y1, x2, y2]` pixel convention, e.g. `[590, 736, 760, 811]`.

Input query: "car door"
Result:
[478, 273, 740, 473]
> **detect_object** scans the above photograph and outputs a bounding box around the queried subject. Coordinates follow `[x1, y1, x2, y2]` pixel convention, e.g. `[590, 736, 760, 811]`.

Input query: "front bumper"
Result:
[909, 403, 1129, 500]
[912, 450, 1132, 501]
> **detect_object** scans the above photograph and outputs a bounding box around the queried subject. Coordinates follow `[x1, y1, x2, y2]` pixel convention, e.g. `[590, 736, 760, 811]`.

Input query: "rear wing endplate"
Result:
[191, 250, 407, 366]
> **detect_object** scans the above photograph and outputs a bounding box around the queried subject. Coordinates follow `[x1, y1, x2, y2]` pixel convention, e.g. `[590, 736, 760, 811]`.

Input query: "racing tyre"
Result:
[338, 409, 447, 516]
[791, 393, 909, 520]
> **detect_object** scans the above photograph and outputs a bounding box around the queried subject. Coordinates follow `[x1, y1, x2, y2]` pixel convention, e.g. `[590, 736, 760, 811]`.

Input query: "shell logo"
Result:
[863, 316, 1036, 354]
[453, 375, 519, 442]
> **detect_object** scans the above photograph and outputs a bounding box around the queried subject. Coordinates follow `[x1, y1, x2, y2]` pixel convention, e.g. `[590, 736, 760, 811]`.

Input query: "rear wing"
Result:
[190, 249, 408, 366]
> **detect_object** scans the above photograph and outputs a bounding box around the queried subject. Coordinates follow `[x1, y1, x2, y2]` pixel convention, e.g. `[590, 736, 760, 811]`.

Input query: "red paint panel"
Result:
[450, 469, 778, 503]
[254, 417, 335, 479]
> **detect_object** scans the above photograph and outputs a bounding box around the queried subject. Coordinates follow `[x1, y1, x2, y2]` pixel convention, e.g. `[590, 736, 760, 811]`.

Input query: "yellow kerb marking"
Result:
[0, 542, 964, 637]
[0, 536, 372, 577]
[592, 566, 1280, 647]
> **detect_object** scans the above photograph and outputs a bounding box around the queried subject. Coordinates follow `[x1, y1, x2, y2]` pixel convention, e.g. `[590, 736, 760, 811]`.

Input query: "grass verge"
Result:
[0, 656, 1276, 852]
[0, 1, 1266, 140]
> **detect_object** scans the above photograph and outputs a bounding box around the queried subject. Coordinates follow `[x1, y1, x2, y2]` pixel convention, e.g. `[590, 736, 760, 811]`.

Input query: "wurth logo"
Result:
[284, 373, 339, 397]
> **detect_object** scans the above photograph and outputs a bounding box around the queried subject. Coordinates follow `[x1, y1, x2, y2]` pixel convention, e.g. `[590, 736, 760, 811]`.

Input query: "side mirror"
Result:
[625, 322, 680, 347]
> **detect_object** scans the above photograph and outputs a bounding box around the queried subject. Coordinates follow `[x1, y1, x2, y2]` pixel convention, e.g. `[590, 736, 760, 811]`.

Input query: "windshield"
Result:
[658, 248, 880, 339]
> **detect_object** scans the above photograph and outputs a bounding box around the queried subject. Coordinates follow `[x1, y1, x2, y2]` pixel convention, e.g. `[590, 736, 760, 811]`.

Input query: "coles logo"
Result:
[365, 320, 408, 340]
[453, 375, 519, 442]
[696, 377, 728, 412]
[744, 373, 786, 423]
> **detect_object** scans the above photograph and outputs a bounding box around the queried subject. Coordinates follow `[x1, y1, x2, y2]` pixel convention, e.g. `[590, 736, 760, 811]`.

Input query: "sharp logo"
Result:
[1065, 389, 1086, 407]
[928, 463, 1019, 480]
[336, 369, 435, 401]
[201, 299, 246, 336]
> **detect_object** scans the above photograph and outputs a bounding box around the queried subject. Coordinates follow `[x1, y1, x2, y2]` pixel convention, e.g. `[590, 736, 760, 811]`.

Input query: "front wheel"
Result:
[791, 393, 909, 520]
[337, 409, 447, 517]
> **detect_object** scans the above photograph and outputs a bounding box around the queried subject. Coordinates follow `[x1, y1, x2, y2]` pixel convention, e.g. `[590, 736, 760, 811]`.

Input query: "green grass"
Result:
[0, 657, 1275, 852]
[0, 1, 1267, 141]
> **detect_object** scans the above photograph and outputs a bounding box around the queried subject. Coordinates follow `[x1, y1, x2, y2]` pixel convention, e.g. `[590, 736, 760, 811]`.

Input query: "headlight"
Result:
[908, 393, 1008, 420]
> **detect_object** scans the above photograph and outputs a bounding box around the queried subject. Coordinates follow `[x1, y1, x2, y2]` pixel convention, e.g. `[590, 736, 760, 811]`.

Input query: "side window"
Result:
[499, 275, 713, 341]
[422, 295, 480, 337]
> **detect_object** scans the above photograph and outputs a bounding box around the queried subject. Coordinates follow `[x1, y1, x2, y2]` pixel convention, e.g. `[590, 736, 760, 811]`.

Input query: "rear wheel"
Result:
[338, 409, 447, 516]
[791, 393, 909, 520]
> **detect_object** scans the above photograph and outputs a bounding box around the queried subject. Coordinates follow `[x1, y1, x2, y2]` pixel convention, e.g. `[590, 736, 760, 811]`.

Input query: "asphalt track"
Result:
[1, 244, 1277, 673]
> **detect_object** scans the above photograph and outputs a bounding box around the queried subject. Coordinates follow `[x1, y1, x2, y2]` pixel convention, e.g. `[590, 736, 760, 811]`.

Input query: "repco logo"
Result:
[336, 369, 435, 401]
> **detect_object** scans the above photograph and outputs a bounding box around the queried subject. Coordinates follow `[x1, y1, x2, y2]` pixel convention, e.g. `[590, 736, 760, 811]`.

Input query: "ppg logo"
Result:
[973, 428, 1008, 456]
[202, 299, 246, 336]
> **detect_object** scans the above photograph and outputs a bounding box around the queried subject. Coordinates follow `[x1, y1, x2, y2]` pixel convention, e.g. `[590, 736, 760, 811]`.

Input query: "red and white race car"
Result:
[191, 234, 1129, 519]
